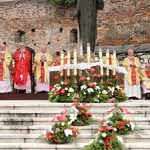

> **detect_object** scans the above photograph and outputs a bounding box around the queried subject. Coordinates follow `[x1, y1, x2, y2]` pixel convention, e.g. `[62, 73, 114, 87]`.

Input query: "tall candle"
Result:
[67, 50, 70, 76]
[87, 43, 90, 69]
[99, 49, 103, 76]
[106, 50, 109, 76]
[60, 51, 64, 76]
[113, 50, 116, 75]
[74, 48, 77, 75]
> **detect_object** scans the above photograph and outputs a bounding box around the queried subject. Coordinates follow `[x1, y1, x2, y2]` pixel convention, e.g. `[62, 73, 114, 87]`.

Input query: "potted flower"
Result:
[49, 72, 76, 102]
[84, 125, 126, 150]
[40, 115, 79, 144]
[64, 102, 94, 126]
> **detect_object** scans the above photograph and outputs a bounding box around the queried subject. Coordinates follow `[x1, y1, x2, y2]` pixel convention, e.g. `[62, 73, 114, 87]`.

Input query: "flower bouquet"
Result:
[65, 102, 94, 126]
[104, 98, 137, 135]
[78, 67, 102, 103]
[84, 125, 126, 150]
[41, 115, 79, 144]
[49, 72, 76, 102]
[105, 73, 128, 102]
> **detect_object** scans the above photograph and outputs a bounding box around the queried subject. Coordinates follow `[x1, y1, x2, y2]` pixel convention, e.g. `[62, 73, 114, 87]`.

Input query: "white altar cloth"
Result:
[48, 63, 127, 74]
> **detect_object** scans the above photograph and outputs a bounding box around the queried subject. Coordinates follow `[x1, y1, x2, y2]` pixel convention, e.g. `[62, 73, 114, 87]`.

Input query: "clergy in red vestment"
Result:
[12, 42, 31, 93]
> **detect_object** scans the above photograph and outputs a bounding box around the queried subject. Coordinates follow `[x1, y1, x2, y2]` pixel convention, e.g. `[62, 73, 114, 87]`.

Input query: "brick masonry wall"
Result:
[0, 0, 149, 61]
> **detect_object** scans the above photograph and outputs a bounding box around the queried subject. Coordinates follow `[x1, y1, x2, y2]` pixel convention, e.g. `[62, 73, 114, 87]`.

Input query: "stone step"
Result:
[0, 143, 150, 150]
[0, 133, 149, 143]
[0, 100, 150, 111]
[0, 109, 149, 118]
[0, 117, 149, 125]
[0, 124, 150, 134]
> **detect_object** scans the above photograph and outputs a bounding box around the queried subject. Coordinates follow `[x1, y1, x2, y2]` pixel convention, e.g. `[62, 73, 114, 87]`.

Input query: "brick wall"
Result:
[0, 0, 149, 59]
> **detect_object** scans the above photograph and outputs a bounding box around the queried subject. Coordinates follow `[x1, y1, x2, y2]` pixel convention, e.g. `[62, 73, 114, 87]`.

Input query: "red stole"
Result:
[129, 57, 137, 85]
[40, 55, 45, 83]
[0, 53, 5, 80]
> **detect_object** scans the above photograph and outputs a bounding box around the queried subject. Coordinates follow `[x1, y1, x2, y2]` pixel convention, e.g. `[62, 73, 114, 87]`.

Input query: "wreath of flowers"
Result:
[41, 115, 79, 144]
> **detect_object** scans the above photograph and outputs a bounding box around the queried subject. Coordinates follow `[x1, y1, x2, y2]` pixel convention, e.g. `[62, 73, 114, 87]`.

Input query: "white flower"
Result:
[43, 126, 54, 135]
[67, 93, 70, 96]
[83, 92, 86, 95]
[117, 136, 123, 143]
[87, 77, 90, 80]
[94, 82, 97, 85]
[61, 122, 65, 126]
[87, 88, 94, 93]
[61, 82, 64, 85]
[64, 129, 73, 137]
[116, 85, 121, 90]
[130, 122, 135, 130]
[113, 128, 117, 131]
[69, 114, 77, 122]
[102, 133, 107, 137]
[102, 90, 108, 95]
[81, 85, 87, 90]
[65, 87, 68, 91]
[95, 86, 100, 91]
[54, 84, 61, 90]
[108, 87, 115, 95]
[68, 87, 74, 92]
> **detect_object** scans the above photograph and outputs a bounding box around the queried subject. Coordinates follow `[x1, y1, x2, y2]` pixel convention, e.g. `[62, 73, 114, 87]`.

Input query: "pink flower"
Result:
[60, 89, 66, 94]
[63, 82, 68, 85]
[108, 98, 115, 103]
[88, 82, 95, 87]
[89, 68, 95, 72]
[72, 102, 79, 106]
[80, 76, 86, 81]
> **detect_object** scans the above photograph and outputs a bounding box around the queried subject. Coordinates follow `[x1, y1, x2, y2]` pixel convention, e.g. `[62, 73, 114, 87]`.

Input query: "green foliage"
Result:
[49, 0, 76, 5]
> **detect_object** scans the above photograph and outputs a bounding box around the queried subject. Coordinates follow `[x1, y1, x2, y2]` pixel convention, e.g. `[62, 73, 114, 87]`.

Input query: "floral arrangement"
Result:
[84, 125, 126, 150]
[103, 98, 137, 135]
[105, 73, 128, 102]
[63, 102, 93, 126]
[40, 114, 79, 144]
[77, 67, 102, 103]
[49, 72, 76, 102]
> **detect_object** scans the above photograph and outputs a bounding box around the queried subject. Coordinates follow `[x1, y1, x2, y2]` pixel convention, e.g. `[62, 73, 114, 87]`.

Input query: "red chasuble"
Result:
[13, 50, 31, 85]
[0, 53, 5, 80]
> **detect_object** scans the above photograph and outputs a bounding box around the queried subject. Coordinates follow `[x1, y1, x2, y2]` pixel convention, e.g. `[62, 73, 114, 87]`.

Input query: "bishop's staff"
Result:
[60, 50, 64, 76]
[67, 50, 71, 76]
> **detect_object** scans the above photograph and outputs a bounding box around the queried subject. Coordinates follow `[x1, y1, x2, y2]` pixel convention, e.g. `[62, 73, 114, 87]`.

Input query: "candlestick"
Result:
[60, 50, 64, 76]
[87, 43, 91, 69]
[106, 49, 109, 76]
[113, 50, 116, 75]
[99, 49, 103, 76]
[67, 50, 70, 76]
[74, 48, 77, 75]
